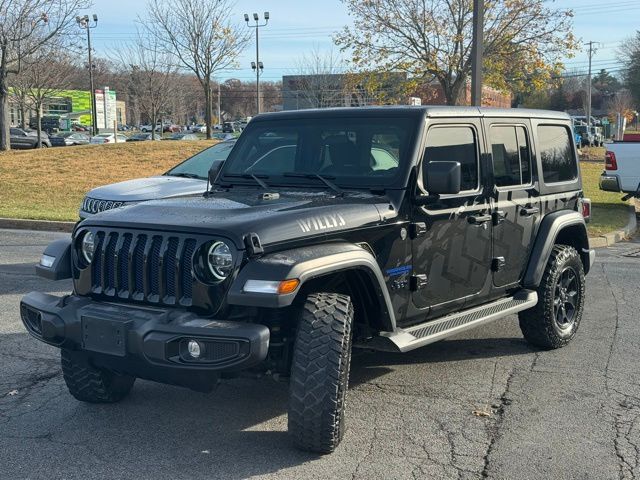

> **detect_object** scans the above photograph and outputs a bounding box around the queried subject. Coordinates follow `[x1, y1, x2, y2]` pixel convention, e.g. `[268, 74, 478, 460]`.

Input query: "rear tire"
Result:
[288, 293, 354, 454]
[519, 245, 585, 349]
[61, 349, 135, 403]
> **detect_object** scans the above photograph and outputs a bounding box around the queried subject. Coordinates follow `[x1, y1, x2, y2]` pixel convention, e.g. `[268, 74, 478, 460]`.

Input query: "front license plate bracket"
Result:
[81, 316, 132, 357]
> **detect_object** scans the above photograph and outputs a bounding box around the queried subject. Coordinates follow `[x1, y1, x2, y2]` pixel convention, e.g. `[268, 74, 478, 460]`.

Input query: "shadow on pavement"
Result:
[1, 329, 535, 478]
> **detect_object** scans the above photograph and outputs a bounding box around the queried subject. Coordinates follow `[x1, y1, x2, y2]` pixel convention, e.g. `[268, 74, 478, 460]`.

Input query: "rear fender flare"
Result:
[523, 210, 590, 287]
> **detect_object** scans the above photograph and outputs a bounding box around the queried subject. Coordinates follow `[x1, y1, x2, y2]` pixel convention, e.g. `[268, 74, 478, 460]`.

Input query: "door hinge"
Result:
[409, 222, 427, 239]
[491, 257, 506, 272]
[410, 274, 428, 291]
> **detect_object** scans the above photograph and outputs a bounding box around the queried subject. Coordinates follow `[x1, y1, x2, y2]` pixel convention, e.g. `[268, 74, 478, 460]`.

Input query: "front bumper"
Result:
[20, 292, 269, 390]
[599, 174, 621, 193]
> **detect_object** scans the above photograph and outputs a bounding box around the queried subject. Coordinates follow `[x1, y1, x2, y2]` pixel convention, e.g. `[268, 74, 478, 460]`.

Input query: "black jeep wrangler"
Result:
[22, 107, 594, 453]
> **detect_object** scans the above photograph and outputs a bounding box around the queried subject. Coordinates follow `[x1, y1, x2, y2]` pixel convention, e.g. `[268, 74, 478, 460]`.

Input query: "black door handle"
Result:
[468, 214, 492, 225]
[493, 210, 506, 225]
[520, 206, 540, 216]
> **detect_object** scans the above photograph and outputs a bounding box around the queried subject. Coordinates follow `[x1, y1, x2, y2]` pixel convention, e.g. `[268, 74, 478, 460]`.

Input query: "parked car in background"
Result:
[590, 126, 604, 147]
[71, 123, 90, 132]
[166, 132, 199, 141]
[163, 124, 182, 133]
[127, 133, 159, 142]
[90, 133, 128, 144]
[50, 132, 90, 147]
[574, 125, 595, 147]
[9, 127, 51, 149]
[211, 132, 235, 141]
[78, 139, 236, 218]
[139, 124, 161, 133]
[222, 121, 237, 133]
[600, 136, 640, 196]
[190, 124, 207, 133]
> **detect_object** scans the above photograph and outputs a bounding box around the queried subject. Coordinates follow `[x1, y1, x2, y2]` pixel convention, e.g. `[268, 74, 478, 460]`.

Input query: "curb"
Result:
[588, 201, 638, 248]
[0, 217, 75, 233]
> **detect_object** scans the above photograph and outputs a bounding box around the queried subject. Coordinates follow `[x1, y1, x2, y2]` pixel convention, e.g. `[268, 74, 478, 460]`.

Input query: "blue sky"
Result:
[84, 0, 639, 82]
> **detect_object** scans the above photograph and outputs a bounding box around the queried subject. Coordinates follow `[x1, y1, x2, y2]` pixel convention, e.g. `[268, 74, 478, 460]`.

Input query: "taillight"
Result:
[579, 198, 591, 222]
[605, 151, 617, 170]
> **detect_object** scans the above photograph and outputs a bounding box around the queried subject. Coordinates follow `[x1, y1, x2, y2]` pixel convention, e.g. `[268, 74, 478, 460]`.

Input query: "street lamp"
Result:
[76, 14, 98, 134]
[244, 12, 269, 114]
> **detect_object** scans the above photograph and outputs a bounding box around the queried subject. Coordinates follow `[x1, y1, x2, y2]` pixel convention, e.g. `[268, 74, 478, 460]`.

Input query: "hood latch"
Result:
[244, 232, 264, 256]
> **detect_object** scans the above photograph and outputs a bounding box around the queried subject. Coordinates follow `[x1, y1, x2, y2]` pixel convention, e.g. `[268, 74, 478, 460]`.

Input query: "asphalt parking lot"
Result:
[1, 228, 639, 480]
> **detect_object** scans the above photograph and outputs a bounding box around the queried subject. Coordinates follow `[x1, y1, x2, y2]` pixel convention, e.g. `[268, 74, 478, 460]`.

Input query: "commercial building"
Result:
[281, 73, 511, 110]
[8, 87, 126, 130]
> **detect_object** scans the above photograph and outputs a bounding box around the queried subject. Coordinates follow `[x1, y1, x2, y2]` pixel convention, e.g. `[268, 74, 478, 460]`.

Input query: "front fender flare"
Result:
[227, 242, 396, 331]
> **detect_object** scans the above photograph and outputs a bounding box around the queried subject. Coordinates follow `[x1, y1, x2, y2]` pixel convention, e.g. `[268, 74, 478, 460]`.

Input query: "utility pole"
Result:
[470, 0, 483, 106]
[217, 82, 221, 126]
[585, 41, 596, 130]
[245, 12, 269, 114]
[76, 14, 99, 134]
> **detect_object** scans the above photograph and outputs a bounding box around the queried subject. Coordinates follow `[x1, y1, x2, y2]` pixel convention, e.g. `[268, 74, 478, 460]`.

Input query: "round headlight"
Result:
[81, 232, 95, 264]
[207, 241, 233, 280]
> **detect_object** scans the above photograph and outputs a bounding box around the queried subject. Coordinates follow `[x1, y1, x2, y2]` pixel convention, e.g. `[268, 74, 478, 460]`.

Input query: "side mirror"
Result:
[208, 159, 224, 186]
[424, 161, 461, 195]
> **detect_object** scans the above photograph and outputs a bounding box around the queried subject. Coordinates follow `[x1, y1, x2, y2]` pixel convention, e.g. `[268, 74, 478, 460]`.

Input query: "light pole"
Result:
[76, 14, 98, 134]
[470, 0, 483, 106]
[244, 12, 269, 114]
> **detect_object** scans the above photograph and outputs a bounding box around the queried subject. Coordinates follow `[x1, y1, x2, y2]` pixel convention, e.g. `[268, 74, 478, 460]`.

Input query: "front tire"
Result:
[61, 349, 135, 403]
[288, 293, 354, 454]
[519, 245, 585, 349]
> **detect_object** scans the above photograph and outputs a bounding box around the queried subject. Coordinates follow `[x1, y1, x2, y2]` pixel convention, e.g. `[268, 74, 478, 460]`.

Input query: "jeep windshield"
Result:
[218, 116, 417, 189]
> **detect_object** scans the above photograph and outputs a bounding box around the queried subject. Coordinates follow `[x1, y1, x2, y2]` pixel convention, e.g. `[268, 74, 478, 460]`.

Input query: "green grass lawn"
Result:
[580, 162, 631, 237]
[0, 141, 214, 221]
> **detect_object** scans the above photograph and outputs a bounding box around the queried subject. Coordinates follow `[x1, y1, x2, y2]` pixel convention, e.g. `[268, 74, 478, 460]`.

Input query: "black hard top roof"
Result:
[251, 105, 570, 122]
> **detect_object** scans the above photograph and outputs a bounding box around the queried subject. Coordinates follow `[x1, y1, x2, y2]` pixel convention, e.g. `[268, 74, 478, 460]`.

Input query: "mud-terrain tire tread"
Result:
[519, 245, 585, 349]
[288, 292, 354, 454]
[61, 349, 135, 403]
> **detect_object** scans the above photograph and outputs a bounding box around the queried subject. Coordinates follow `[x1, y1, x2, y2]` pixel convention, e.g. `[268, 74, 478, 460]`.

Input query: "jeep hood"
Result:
[81, 189, 395, 249]
[87, 175, 206, 202]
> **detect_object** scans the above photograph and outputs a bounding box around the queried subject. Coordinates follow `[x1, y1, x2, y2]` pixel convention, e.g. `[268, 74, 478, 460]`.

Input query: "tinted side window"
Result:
[425, 126, 478, 191]
[490, 126, 532, 187]
[538, 125, 577, 183]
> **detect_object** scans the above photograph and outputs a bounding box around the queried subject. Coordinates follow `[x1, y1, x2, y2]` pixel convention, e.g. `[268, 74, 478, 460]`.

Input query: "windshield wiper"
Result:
[224, 173, 270, 189]
[169, 172, 203, 179]
[283, 172, 343, 196]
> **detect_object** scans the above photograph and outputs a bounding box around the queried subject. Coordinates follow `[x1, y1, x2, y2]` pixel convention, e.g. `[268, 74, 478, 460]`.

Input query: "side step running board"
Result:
[366, 290, 538, 353]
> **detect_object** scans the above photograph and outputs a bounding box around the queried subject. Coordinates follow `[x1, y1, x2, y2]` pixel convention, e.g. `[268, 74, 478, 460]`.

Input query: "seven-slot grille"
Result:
[89, 230, 197, 306]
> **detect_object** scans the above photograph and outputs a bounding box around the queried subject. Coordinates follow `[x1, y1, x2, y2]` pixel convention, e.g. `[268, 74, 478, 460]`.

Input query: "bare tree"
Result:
[143, 0, 249, 139]
[112, 32, 179, 139]
[607, 89, 634, 120]
[335, 0, 577, 105]
[0, 0, 84, 150]
[12, 43, 76, 146]
[9, 79, 30, 128]
[293, 47, 348, 109]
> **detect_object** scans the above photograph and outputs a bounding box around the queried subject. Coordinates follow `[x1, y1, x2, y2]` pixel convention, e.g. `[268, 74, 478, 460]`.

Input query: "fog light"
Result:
[187, 340, 203, 359]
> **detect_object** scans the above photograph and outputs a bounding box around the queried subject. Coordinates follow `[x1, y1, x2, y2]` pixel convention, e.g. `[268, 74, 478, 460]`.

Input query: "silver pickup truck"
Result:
[600, 135, 640, 198]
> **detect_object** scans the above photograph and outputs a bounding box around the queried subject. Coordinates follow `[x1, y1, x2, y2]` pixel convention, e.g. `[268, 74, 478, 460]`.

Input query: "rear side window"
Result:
[425, 126, 479, 191]
[490, 126, 532, 187]
[537, 125, 577, 183]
